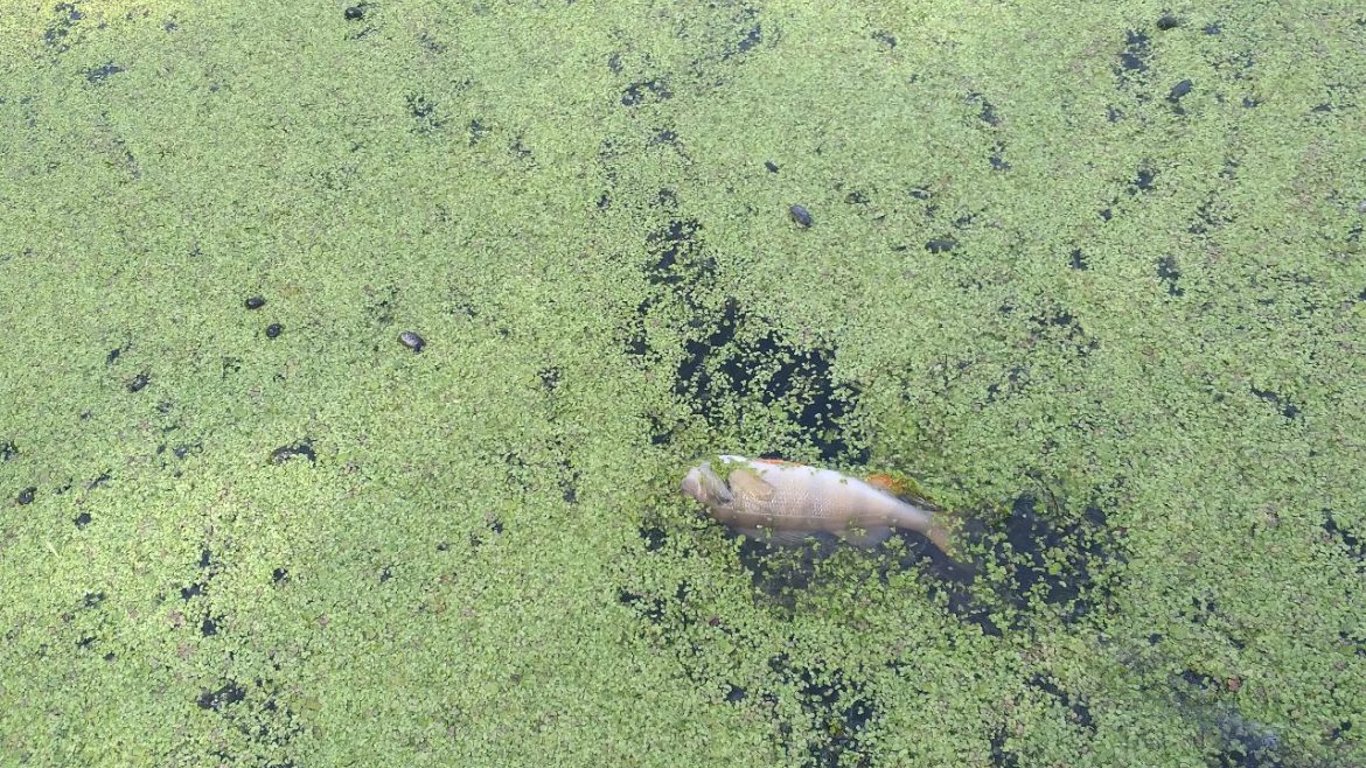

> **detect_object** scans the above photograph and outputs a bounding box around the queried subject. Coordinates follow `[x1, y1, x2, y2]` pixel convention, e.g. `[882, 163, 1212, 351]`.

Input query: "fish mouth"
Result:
[680, 468, 703, 501]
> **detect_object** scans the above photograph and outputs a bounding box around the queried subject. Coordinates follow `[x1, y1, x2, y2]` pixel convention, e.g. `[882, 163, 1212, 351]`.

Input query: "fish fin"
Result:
[924, 522, 964, 561]
[864, 472, 910, 496]
[697, 464, 733, 504]
[727, 468, 776, 501]
[840, 525, 893, 548]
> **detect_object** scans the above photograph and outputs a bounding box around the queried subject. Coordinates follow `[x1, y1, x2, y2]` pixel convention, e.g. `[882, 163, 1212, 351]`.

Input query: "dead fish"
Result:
[681, 454, 955, 555]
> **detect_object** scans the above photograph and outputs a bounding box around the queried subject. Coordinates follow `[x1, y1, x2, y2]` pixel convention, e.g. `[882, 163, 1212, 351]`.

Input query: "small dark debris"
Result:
[83, 591, 105, 608]
[0, 440, 16, 461]
[77, 635, 96, 650]
[872, 30, 896, 49]
[126, 372, 150, 393]
[181, 582, 205, 600]
[1157, 14, 1181, 30]
[379, 565, 393, 583]
[1168, 79, 1193, 103]
[344, 6, 365, 21]
[724, 684, 746, 702]
[272, 567, 289, 584]
[1204, 22, 1222, 35]
[398, 330, 425, 353]
[245, 296, 265, 310]
[925, 237, 957, 253]
[17, 486, 36, 505]
[265, 323, 283, 339]
[908, 186, 932, 200]
[270, 441, 316, 465]
[1069, 249, 1089, 270]
[74, 511, 92, 528]
[201, 616, 218, 636]
[87, 471, 112, 490]
[764, 160, 778, 173]
[789, 204, 812, 228]
[489, 518, 504, 534]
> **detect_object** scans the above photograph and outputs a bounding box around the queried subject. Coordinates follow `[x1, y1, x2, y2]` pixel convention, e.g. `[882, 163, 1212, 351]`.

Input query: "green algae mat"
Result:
[1, 1, 1364, 766]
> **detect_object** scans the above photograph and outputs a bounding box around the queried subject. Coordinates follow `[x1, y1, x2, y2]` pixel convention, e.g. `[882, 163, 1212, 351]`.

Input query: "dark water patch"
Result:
[196, 676, 306, 758]
[1115, 29, 1152, 85]
[43, 2, 84, 53]
[1189, 195, 1232, 234]
[969, 91, 1003, 127]
[84, 61, 124, 84]
[733, 535, 832, 611]
[789, 662, 877, 767]
[963, 493, 1120, 630]
[1028, 304, 1099, 357]
[0, 440, 17, 461]
[405, 93, 447, 134]
[1130, 165, 1157, 194]
[672, 302, 866, 464]
[1027, 673, 1095, 731]
[269, 440, 316, 465]
[1157, 255, 1184, 296]
[1069, 249, 1089, 270]
[639, 525, 667, 552]
[621, 78, 672, 107]
[1322, 512, 1363, 565]
[1170, 674, 1287, 768]
[990, 142, 1010, 171]
[1249, 387, 1301, 420]
[646, 218, 710, 286]
[989, 726, 1020, 767]
[198, 681, 246, 711]
[926, 236, 957, 254]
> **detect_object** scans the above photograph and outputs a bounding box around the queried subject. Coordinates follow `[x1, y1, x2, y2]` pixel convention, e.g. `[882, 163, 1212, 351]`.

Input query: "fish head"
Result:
[680, 461, 734, 509]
